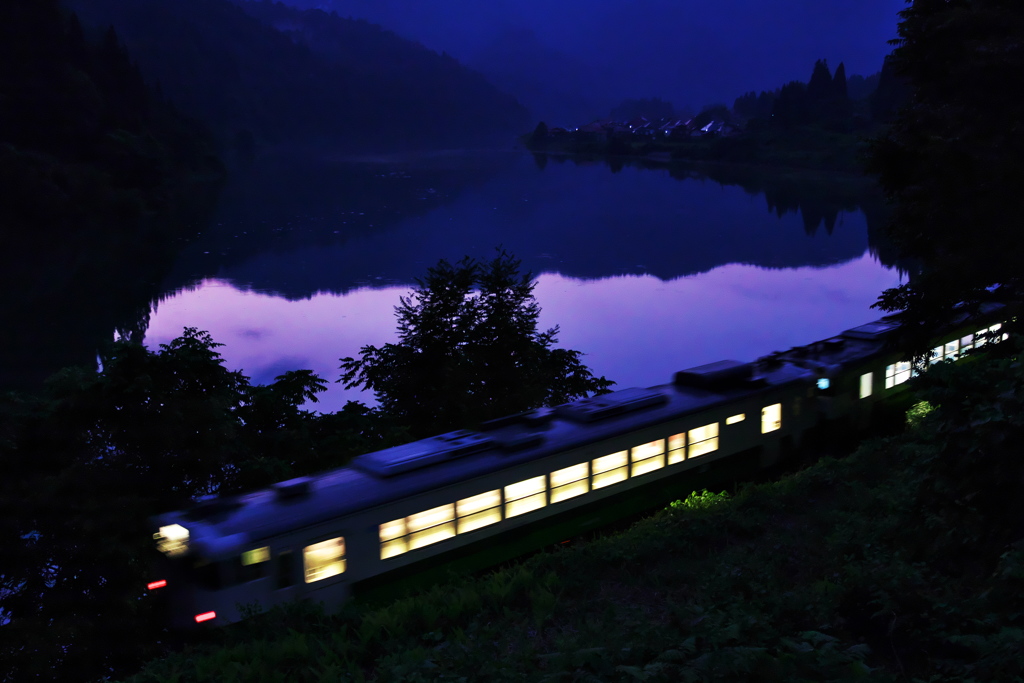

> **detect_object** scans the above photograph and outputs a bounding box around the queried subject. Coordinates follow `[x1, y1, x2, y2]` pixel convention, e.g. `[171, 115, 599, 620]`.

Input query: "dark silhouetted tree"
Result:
[340, 251, 613, 437]
[867, 0, 1024, 354]
[869, 55, 909, 123]
[833, 62, 848, 99]
[772, 81, 809, 127]
[529, 120, 549, 147]
[806, 59, 834, 102]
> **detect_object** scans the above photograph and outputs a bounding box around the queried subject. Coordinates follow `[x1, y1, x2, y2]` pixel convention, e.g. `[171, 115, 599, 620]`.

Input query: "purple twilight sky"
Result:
[286, 0, 906, 123]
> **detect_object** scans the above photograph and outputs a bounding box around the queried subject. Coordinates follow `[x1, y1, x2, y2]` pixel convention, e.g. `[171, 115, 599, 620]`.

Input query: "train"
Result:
[147, 306, 1009, 628]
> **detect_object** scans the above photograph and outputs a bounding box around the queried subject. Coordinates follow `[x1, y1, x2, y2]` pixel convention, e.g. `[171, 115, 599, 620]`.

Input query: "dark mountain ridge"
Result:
[61, 0, 531, 153]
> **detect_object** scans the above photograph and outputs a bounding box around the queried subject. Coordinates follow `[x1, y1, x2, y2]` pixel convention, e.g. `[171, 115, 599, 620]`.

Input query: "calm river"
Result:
[142, 149, 903, 413]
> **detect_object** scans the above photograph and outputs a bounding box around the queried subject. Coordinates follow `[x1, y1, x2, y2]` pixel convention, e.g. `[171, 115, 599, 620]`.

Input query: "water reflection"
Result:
[162, 150, 900, 300]
[147, 254, 901, 413]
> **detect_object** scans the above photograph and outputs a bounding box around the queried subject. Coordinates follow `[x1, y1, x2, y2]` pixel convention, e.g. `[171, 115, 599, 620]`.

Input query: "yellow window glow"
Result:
[241, 547, 270, 566]
[457, 490, 502, 534]
[591, 451, 628, 489]
[667, 433, 686, 465]
[726, 414, 745, 425]
[630, 439, 665, 477]
[761, 404, 781, 434]
[505, 476, 546, 518]
[303, 537, 345, 583]
[407, 504, 455, 550]
[379, 518, 407, 559]
[859, 372, 873, 399]
[550, 463, 589, 503]
[688, 423, 719, 458]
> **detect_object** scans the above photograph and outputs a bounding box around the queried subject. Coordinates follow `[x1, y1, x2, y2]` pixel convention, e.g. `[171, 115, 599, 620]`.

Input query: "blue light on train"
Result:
[817, 378, 830, 390]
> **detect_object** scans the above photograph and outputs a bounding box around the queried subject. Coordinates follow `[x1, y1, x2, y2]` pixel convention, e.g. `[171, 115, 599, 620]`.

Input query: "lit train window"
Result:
[592, 451, 628, 489]
[688, 423, 719, 458]
[961, 334, 974, 354]
[550, 463, 589, 503]
[505, 476, 546, 518]
[630, 440, 665, 477]
[885, 361, 912, 389]
[407, 504, 456, 551]
[242, 547, 270, 566]
[667, 433, 686, 465]
[859, 373, 873, 399]
[929, 345, 944, 365]
[457, 490, 502, 533]
[761, 404, 782, 433]
[303, 537, 345, 583]
[379, 519, 407, 559]
[239, 547, 271, 582]
[726, 414, 745, 425]
[975, 324, 1006, 347]
[944, 339, 960, 361]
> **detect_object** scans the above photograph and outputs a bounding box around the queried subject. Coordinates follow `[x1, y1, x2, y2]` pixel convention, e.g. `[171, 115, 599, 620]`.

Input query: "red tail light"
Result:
[147, 580, 167, 590]
[194, 611, 217, 623]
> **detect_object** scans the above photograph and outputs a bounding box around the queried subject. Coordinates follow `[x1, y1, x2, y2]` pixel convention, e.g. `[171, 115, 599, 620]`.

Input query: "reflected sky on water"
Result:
[146, 252, 901, 413]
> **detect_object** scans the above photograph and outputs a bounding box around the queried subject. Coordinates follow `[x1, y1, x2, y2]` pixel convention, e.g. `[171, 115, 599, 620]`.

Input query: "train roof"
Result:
[154, 307, 1012, 560]
[159, 359, 817, 558]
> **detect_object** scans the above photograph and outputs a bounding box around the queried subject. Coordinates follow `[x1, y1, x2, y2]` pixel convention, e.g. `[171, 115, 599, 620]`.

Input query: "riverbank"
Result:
[525, 123, 883, 174]
[121, 347, 1024, 682]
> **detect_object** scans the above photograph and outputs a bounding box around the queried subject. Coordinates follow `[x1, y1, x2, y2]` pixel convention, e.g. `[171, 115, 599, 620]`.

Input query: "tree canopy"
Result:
[340, 251, 613, 437]
[867, 0, 1024, 351]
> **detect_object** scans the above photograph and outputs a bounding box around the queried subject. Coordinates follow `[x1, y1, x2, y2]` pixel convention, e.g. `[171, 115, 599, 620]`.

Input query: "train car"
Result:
[146, 308, 1009, 627]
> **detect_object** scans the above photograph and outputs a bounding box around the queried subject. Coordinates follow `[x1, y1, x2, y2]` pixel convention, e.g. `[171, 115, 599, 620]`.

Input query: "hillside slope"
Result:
[62, 0, 531, 152]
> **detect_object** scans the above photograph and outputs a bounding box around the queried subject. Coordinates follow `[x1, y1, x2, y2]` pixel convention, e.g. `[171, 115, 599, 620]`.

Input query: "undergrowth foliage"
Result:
[120, 345, 1024, 682]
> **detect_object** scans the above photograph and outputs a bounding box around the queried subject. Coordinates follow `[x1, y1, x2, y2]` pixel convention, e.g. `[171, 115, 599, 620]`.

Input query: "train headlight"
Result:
[154, 524, 190, 556]
[816, 378, 830, 390]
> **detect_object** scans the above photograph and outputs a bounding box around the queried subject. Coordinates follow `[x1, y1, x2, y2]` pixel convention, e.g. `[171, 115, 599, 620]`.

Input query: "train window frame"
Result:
[859, 372, 873, 399]
[761, 404, 782, 434]
[406, 504, 456, 551]
[457, 490, 502, 534]
[238, 546, 271, 583]
[276, 550, 295, 590]
[630, 439, 665, 477]
[303, 537, 346, 584]
[885, 361, 912, 389]
[688, 423, 719, 458]
[591, 451, 628, 489]
[667, 433, 686, 465]
[379, 518, 407, 559]
[550, 463, 589, 503]
[505, 476, 547, 518]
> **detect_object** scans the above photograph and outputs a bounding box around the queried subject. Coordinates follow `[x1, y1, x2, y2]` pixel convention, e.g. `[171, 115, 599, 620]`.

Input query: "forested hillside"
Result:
[0, 0, 223, 389]
[63, 0, 531, 153]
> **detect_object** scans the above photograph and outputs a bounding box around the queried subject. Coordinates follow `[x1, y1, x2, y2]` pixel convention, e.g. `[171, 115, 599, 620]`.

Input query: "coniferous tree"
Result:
[806, 59, 834, 102]
[832, 62, 848, 99]
[771, 81, 809, 127]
